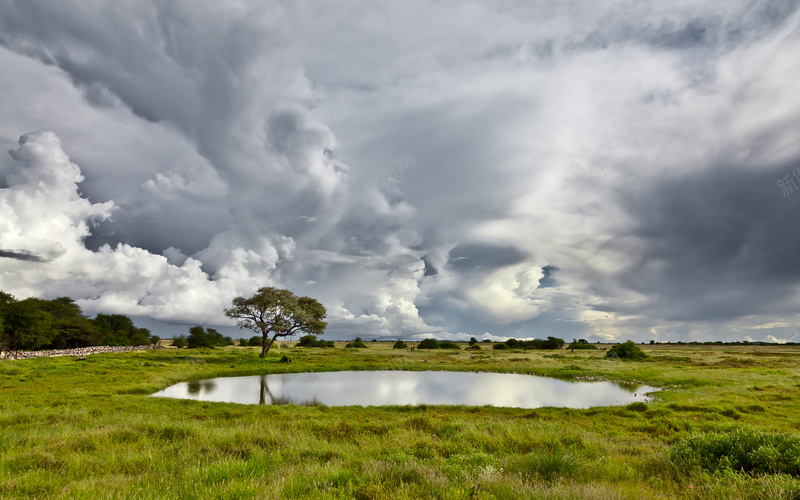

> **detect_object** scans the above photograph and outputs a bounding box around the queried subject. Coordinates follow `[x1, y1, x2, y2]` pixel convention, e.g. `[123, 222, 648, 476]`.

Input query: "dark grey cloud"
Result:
[538, 265, 558, 288]
[610, 157, 800, 322]
[447, 244, 529, 274]
[0, 249, 47, 262]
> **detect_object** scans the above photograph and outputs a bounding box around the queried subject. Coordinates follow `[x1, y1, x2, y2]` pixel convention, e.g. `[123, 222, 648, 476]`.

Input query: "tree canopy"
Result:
[0, 291, 157, 352]
[224, 287, 326, 358]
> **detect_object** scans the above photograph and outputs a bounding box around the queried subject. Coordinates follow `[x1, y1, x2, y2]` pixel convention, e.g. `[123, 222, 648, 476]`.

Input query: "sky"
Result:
[1, 1, 799, 343]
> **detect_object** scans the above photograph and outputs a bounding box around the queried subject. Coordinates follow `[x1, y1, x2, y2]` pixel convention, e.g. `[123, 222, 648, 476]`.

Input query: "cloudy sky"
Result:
[1, 1, 799, 343]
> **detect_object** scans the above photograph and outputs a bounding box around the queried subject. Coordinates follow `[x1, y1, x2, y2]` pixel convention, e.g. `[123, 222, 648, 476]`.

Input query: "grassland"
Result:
[1, 342, 799, 499]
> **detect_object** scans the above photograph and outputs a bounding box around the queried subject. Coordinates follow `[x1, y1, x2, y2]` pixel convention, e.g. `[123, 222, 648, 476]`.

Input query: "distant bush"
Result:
[468, 344, 481, 350]
[438, 341, 460, 349]
[393, 340, 408, 349]
[240, 335, 262, 347]
[171, 335, 187, 349]
[187, 326, 230, 349]
[297, 335, 334, 348]
[492, 343, 508, 350]
[279, 355, 292, 363]
[346, 337, 368, 348]
[504, 336, 565, 350]
[670, 428, 800, 476]
[605, 340, 648, 360]
[567, 342, 597, 350]
[482, 339, 492, 343]
[417, 338, 440, 349]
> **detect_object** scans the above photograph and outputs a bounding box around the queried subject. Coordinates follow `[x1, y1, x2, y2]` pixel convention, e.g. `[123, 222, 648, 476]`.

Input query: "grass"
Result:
[1, 342, 800, 498]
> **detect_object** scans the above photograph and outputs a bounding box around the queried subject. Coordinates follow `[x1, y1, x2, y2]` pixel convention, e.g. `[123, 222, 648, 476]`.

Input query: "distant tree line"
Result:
[492, 337, 566, 350]
[0, 291, 158, 351]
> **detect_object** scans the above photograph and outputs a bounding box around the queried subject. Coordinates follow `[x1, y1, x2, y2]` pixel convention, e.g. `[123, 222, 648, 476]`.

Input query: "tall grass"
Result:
[1, 343, 800, 498]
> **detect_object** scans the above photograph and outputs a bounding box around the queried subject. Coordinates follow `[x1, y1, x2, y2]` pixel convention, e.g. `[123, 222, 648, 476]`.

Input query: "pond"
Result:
[151, 370, 658, 409]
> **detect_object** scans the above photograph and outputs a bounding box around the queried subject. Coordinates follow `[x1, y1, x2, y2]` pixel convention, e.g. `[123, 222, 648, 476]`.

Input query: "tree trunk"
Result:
[260, 335, 277, 358]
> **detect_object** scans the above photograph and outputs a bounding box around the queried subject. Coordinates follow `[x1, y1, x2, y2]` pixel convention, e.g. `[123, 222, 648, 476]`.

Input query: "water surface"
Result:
[151, 370, 658, 408]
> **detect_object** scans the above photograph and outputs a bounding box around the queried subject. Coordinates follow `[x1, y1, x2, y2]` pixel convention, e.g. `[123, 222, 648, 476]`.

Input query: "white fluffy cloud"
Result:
[0, 131, 278, 323]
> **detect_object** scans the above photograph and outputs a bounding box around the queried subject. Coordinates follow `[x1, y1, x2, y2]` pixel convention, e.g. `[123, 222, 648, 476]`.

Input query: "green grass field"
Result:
[1, 342, 799, 499]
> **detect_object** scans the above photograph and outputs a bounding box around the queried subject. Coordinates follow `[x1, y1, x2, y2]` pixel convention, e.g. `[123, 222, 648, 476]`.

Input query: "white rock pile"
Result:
[0, 344, 163, 360]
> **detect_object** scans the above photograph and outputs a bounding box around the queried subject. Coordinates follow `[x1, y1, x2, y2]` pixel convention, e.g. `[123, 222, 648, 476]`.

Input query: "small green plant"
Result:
[467, 344, 481, 350]
[393, 340, 408, 349]
[606, 340, 648, 360]
[511, 446, 583, 481]
[626, 402, 648, 412]
[279, 355, 292, 363]
[492, 343, 508, 350]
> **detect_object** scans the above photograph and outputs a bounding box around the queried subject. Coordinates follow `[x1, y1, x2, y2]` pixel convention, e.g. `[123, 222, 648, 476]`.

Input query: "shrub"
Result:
[241, 335, 262, 347]
[297, 335, 334, 348]
[438, 341, 460, 349]
[504, 337, 565, 350]
[606, 340, 648, 360]
[567, 342, 597, 350]
[171, 335, 187, 349]
[468, 344, 481, 350]
[393, 340, 408, 349]
[669, 428, 800, 476]
[417, 338, 440, 349]
[279, 355, 292, 363]
[492, 343, 508, 350]
[186, 326, 229, 349]
[346, 337, 368, 348]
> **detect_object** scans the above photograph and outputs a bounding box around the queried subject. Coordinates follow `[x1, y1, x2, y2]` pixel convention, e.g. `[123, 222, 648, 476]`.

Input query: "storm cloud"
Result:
[1, 1, 799, 342]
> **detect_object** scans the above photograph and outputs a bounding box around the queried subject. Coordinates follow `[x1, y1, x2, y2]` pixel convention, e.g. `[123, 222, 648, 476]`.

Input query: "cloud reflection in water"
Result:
[152, 371, 658, 409]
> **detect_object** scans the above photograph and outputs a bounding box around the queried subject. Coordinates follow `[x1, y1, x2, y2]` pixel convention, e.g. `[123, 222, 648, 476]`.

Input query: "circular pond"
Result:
[151, 370, 658, 409]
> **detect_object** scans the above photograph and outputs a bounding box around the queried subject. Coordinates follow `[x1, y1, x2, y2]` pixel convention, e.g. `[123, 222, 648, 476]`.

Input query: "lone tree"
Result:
[225, 287, 327, 358]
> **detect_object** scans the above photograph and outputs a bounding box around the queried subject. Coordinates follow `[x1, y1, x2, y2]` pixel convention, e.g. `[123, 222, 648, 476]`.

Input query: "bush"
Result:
[297, 335, 334, 348]
[239, 335, 259, 346]
[346, 337, 368, 348]
[438, 341, 460, 349]
[567, 342, 597, 350]
[605, 340, 648, 360]
[393, 340, 408, 349]
[171, 335, 187, 349]
[468, 344, 481, 350]
[417, 338, 440, 349]
[279, 355, 292, 363]
[504, 336, 565, 350]
[669, 428, 800, 475]
[492, 343, 508, 350]
[186, 326, 229, 349]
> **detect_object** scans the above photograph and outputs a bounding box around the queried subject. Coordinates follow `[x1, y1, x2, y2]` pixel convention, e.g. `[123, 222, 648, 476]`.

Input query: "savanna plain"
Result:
[1, 342, 800, 499]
